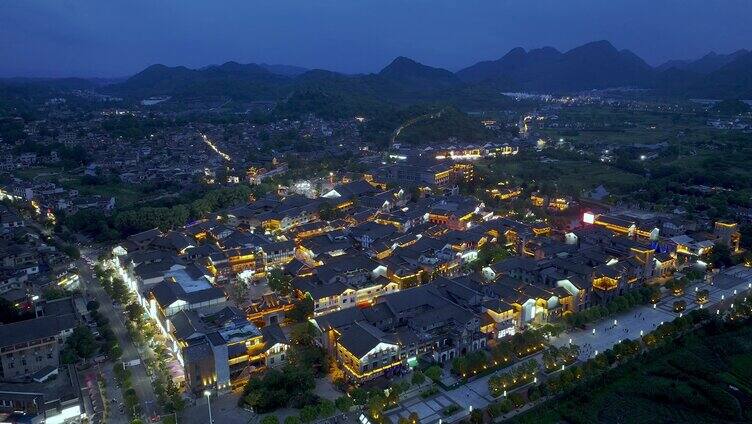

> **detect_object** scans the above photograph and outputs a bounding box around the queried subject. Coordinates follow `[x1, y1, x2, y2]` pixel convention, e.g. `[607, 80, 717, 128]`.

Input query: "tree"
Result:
[697, 289, 710, 304]
[469, 409, 484, 424]
[261, 416, 280, 424]
[67, 326, 97, 359]
[61, 346, 77, 364]
[230, 278, 249, 302]
[350, 387, 369, 405]
[125, 303, 146, 326]
[475, 243, 511, 270]
[335, 395, 353, 413]
[424, 365, 442, 382]
[318, 399, 335, 418]
[493, 398, 514, 415]
[399, 412, 420, 424]
[43, 286, 69, 300]
[284, 417, 302, 424]
[268, 269, 293, 296]
[288, 296, 314, 323]
[704, 242, 734, 268]
[509, 392, 526, 408]
[299, 404, 319, 423]
[110, 277, 132, 305]
[290, 322, 316, 346]
[242, 364, 316, 413]
[86, 300, 100, 311]
[411, 370, 426, 386]
[368, 393, 386, 421]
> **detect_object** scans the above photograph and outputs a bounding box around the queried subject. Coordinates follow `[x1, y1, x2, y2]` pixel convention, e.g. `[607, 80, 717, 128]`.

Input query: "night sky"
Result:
[1, 0, 750, 78]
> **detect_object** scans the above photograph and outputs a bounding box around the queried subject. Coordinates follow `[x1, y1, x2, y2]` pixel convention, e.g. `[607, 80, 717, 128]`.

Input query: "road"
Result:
[27, 217, 160, 420]
[78, 249, 159, 420]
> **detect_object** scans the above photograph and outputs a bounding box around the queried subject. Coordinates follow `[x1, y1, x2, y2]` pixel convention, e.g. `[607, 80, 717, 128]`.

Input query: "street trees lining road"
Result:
[79, 250, 158, 420]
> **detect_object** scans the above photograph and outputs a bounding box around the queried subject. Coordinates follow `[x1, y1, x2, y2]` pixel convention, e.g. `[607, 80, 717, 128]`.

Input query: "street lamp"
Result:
[204, 390, 213, 424]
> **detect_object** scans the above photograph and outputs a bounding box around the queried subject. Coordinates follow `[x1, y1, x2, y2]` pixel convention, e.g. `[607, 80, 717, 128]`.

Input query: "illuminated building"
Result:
[312, 282, 486, 383]
[530, 193, 546, 207]
[592, 214, 658, 240]
[434, 147, 484, 161]
[714, 221, 741, 252]
[292, 254, 398, 316]
[487, 186, 522, 201]
[380, 162, 468, 188]
[488, 144, 519, 157]
[172, 307, 266, 393]
[670, 235, 715, 257]
[246, 293, 293, 327]
[425, 196, 481, 231]
[547, 197, 570, 212]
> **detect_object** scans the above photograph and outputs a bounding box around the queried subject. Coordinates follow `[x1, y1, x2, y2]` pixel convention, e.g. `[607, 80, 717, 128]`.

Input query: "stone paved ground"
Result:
[387, 392, 462, 424]
[551, 277, 752, 359]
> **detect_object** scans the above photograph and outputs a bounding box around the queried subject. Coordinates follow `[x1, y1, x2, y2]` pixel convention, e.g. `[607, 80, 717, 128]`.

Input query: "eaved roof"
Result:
[338, 321, 395, 358]
[0, 314, 77, 348]
[127, 228, 162, 244]
[261, 323, 288, 348]
[149, 278, 225, 311]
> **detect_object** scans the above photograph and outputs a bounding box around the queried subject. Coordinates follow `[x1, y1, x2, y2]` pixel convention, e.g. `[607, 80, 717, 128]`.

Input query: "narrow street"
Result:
[78, 249, 159, 420]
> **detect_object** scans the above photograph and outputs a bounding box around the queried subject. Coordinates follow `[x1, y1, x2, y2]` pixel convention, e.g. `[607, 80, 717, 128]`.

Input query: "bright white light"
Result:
[583, 212, 595, 224]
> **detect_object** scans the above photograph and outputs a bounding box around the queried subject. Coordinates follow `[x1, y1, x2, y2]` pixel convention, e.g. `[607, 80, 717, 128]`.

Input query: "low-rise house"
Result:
[0, 314, 77, 381]
[0, 365, 84, 424]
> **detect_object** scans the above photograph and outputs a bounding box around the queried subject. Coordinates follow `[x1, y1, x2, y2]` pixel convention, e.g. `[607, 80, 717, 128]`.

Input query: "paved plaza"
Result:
[551, 277, 752, 359]
[387, 392, 463, 423]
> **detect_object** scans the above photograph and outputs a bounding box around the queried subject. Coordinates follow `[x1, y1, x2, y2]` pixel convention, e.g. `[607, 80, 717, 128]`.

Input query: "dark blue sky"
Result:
[1, 0, 750, 78]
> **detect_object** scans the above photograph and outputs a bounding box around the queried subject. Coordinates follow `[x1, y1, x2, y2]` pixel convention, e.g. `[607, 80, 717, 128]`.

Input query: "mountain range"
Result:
[456, 41, 654, 92]
[84, 40, 752, 108]
[0, 41, 736, 114]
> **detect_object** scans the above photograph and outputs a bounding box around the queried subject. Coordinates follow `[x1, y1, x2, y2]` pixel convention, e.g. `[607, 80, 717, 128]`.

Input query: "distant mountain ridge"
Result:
[378, 56, 460, 87]
[656, 50, 749, 74]
[103, 41, 752, 103]
[457, 40, 653, 91]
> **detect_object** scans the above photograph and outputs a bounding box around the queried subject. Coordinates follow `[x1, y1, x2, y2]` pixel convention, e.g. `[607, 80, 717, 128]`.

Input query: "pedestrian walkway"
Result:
[387, 392, 461, 423]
